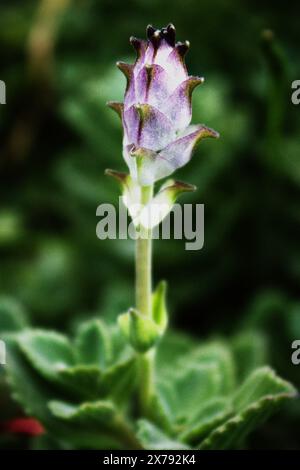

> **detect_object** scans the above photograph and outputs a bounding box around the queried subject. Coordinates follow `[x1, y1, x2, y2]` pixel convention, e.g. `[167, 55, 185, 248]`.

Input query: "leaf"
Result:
[58, 358, 137, 403]
[179, 398, 232, 444]
[156, 331, 196, 375]
[152, 281, 168, 331]
[75, 319, 111, 368]
[19, 330, 75, 383]
[137, 419, 189, 450]
[49, 400, 142, 449]
[118, 308, 163, 353]
[5, 337, 137, 449]
[158, 363, 223, 423]
[57, 365, 103, 399]
[233, 366, 296, 411]
[199, 367, 296, 449]
[0, 297, 27, 333]
[179, 341, 236, 395]
[101, 357, 137, 403]
[49, 400, 116, 425]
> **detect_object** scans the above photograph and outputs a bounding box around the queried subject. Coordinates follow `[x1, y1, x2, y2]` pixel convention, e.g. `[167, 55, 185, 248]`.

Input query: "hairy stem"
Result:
[135, 184, 155, 416]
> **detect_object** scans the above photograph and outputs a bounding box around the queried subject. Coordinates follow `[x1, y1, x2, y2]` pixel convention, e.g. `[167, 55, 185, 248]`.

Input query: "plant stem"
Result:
[136, 185, 153, 317]
[135, 184, 155, 416]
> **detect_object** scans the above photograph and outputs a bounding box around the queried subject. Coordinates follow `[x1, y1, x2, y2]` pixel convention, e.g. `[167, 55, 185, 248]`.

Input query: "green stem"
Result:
[135, 184, 155, 416]
[136, 185, 153, 317]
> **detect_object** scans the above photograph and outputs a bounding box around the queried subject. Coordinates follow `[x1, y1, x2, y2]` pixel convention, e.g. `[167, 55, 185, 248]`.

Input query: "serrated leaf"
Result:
[0, 297, 27, 333]
[5, 337, 139, 449]
[199, 367, 296, 449]
[179, 398, 232, 444]
[49, 400, 142, 449]
[75, 319, 111, 368]
[57, 365, 103, 399]
[156, 331, 196, 376]
[179, 341, 236, 395]
[19, 330, 75, 383]
[49, 400, 116, 424]
[101, 357, 137, 403]
[158, 363, 223, 424]
[137, 419, 189, 450]
[233, 366, 296, 411]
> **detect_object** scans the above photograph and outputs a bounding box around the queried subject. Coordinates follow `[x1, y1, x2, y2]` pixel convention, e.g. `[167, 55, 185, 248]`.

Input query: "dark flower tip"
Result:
[146, 23, 177, 47]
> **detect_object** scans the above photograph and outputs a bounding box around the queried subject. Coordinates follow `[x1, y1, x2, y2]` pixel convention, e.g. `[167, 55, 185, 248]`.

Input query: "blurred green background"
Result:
[0, 0, 300, 449]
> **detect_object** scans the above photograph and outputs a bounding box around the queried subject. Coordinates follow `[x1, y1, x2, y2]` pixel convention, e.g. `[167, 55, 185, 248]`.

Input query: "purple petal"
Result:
[123, 104, 176, 151]
[135, 64, 172, 107]
[136, 125, 219, 184]
[163, 44, 189, 89]
[161, 76, 204, 131]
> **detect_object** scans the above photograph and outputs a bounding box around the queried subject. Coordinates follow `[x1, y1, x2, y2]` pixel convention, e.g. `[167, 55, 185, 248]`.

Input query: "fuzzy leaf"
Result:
[75, 319, 111, 368]
[5, 337, 137, 449]
[118, 308, 163, 353]
[179, 341, 236, 395]
[49, 400, 116, 425]
[158, 363, 223, 424]
[19, 330, 75, 382]
[179, 398, 232, 444]
[199, 367, 296, 449]
[137, 419, 189, 450]
[57, 365, 103, 399]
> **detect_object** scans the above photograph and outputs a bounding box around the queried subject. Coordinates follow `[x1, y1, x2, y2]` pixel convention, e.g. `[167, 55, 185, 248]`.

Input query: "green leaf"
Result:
[137, 420, 189, 450]
[58, 358, 137, 403]
[19, 330, 75, 382]
[179, 398, 232, 444]
[158, 363, 223, 423]
[5, 337, 137, 449]
[75, 319, 111, 367]
[118, 308, 163, 353]
[49, 400, 142, 449]
[179, 341, 236, 395]
[101, 357, 137, 403]
[0, 297, 27, 333]
[233, 366, 296, 411]
[156, 331, 196, 375]
[57, 365, 103, 399]
[49, 400, 116, 425]
[152, 281, 168, 331]
[199, 367, 296, 449]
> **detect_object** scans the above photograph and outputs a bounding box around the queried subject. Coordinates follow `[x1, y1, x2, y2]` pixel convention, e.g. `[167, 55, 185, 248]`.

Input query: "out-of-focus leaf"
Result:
[199, 367, 296, 449]
[137, 419, 189, 450]
[19, 331, 75, 382]
[0, 297, 27, 333]
[75, 319, 111, 367]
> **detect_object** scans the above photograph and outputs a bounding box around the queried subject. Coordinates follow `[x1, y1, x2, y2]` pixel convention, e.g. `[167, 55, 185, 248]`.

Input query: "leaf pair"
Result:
[118, 281, 168, 353]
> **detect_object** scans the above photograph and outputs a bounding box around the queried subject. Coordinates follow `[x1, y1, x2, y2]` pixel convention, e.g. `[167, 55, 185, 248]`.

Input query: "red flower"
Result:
[1, 417, 44, 436]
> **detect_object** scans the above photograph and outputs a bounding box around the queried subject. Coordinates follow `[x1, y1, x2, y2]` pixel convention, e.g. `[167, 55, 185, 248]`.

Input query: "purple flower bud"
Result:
[108, 24, 219, 186]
